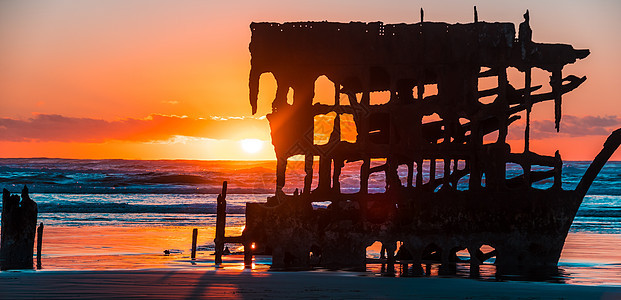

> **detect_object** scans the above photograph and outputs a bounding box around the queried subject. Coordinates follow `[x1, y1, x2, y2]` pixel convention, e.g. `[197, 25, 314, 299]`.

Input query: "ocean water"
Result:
[0, 158, 619, 233]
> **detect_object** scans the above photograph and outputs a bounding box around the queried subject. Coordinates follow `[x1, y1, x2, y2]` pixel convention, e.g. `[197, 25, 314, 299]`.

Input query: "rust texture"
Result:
[239, 11, 620, 276]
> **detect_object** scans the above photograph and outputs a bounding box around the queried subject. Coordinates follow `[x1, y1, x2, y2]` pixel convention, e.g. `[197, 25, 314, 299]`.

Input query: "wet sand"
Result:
[1, 269, 619, 299]
[30, 226, 621, 283]
[1, 226, 619, 298]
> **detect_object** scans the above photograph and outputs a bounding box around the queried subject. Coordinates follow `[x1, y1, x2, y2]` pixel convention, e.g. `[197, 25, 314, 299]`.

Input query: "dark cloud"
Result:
[0, 114, 270, 142]
[1, 114, 618, 144]
[508, 115, 621, 140]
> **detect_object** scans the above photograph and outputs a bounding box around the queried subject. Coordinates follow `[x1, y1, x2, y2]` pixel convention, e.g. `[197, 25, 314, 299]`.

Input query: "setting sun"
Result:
[240, 139, 264, 154]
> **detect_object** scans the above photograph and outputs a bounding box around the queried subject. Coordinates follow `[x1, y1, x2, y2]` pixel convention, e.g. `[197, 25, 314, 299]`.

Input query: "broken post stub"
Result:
[37, 222, 44, 269]
[191, 228, 198, 259]
[214, 181, 228, 265]
[1, 186, 38, 270]
[212, 181, 250, 266]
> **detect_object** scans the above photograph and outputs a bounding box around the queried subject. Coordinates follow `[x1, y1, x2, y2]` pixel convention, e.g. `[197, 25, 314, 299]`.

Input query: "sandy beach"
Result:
[1, 269, 619, 299]
[0, 225, 619, 299]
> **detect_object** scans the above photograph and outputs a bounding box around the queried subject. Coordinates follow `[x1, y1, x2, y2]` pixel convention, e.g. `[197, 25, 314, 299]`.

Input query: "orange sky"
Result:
[0, 0, 620, 160]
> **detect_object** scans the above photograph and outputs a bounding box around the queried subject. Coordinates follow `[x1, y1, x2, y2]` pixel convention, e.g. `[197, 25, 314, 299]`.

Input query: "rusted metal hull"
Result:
[243, 187, 581, 275]
[234, 9, 621, 277]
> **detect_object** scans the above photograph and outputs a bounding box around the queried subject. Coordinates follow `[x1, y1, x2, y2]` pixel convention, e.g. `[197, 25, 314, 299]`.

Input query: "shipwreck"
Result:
[214, 10, 621, 277]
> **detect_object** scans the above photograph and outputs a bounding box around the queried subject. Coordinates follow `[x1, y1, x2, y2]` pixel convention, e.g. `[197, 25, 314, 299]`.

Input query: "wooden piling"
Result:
[191, 228, 198, 259]
[36, 222, 43, 269]
[1, 186, 38, 270]
[214, 181, 228, 265]
[244, 242, 253, 268]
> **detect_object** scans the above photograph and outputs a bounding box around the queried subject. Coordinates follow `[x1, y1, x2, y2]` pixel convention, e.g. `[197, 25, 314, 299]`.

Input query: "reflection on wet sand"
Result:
[23, 225, 621, 286]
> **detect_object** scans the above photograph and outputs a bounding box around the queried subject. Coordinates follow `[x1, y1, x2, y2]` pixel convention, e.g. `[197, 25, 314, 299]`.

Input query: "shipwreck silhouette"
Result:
[215, 10, 621, 277]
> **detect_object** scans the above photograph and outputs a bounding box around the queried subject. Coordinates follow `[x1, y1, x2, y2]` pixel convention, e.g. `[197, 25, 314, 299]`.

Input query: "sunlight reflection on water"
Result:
[17, 226, 620, 286]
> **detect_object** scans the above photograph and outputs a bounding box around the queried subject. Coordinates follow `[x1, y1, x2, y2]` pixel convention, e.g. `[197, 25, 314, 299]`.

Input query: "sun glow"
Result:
[240, 139, 264, 154]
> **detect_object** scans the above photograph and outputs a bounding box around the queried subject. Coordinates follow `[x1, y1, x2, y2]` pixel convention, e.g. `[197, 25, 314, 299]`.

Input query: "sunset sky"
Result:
[1, 0, 620, 160]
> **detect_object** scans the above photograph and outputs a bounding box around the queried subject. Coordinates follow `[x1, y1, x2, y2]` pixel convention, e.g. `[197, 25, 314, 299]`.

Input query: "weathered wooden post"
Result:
[244, 242, 253, 268]
[191, 228, 198, 259]
[1, 186, 38, 270]
[36, 222, 44, 269]
[214, 181, 227, 265]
